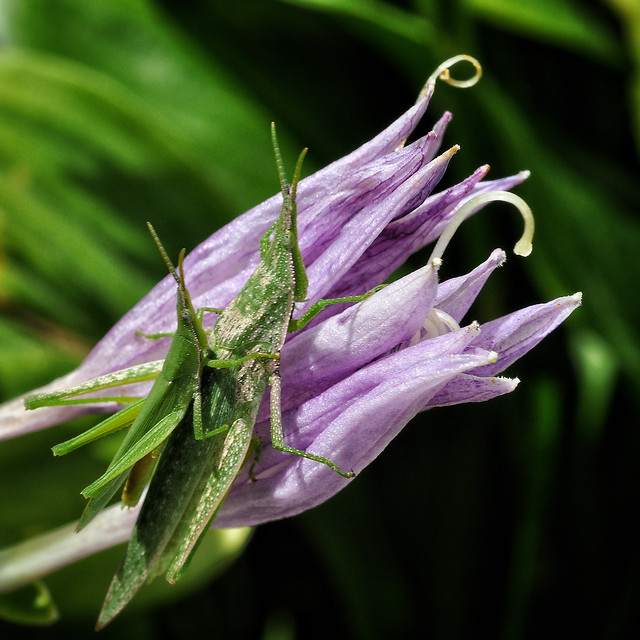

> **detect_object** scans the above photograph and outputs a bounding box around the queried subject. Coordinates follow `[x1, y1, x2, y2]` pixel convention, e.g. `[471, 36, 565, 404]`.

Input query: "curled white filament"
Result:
[429, 190, 535, 265]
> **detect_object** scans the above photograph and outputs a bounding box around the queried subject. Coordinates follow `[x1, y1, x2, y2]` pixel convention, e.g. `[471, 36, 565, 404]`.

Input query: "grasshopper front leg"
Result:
[193, 349, 279, 440]
[24, 360, 164, 409]
[288, 286, 386, 332]
[52, 399, 147, 456]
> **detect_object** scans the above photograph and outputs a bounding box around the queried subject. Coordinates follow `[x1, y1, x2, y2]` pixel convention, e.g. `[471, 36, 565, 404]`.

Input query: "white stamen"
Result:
[429, 191, 535, 265]
[423, 308, 461, 337]
[409, 309, 461, 345]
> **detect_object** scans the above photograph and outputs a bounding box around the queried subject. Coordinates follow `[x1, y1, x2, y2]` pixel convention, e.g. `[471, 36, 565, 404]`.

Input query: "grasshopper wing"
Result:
[96, 367, 250, 628]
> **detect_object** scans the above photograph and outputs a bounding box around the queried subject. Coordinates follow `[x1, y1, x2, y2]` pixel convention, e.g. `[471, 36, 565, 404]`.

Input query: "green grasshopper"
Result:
[26, 225, 276, 529]
[27, 124, 379, 627]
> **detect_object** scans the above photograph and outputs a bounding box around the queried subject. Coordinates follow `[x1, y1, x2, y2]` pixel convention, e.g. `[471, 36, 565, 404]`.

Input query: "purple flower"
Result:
[0, 60, 528, 440]
[216, 256, 579, 527]
[0, 56, 580, 590]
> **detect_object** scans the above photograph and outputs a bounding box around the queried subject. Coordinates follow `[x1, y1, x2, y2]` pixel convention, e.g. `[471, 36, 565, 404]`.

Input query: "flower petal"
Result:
[429, 373, 520, 407]
[435, 249, 506, 322]
[217, 325, 489, 526]
[262, 259, 441, 419]
[300, 142, 458, 306]
[468, 292, 583, 376]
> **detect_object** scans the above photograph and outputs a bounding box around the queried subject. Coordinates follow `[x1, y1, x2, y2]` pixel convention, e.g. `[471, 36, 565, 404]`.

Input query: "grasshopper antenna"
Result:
[147, 222, 183, 286]
[270, 123, 308, 198]
[270, 122, 288, 194]
[291, 146, 307, 199]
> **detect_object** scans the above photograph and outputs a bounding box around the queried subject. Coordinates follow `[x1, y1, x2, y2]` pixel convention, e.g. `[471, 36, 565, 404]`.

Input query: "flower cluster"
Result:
[0, 57, 580, 590]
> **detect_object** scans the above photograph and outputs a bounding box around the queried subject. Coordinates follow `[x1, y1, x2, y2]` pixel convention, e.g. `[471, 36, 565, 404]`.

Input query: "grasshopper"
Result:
[27, 124, 380, 627]
[26, 225, 275, 529]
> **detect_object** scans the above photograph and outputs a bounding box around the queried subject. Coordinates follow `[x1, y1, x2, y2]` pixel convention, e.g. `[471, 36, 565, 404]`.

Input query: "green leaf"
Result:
[0, 0, 291, 349]
[280, 0, 435, 43]
[569, 329, 619, 442]
[0, 0, 282, 216]
[42, 527, 252, 620]
[605, 0, 640, 154]
[0, 317, 83, 399]
[502, 377, 562, 639]
[0, 581, 59, 626]
[463, 0, 622, 63]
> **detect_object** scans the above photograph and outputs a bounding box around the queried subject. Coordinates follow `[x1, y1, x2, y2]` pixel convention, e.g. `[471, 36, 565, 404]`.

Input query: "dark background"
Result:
[1, 1, 638, 638]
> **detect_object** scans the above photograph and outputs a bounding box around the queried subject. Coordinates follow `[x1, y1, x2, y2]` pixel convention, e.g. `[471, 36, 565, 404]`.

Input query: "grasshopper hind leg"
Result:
[267, 368, 354, 479]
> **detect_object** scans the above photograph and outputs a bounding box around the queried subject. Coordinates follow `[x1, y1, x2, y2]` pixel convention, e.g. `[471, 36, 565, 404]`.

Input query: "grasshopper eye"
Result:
[282, 230, 294, 249]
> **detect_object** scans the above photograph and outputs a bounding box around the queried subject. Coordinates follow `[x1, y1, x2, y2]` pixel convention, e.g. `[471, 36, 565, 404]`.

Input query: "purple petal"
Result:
[435, 249, 506, 322]
[468, 293, 583, 376]
[0, 373, 86, 441]
[323, 168, 528, 302]
[299, 143, 458, 306]
[263, 259, 441, 420]
[216, 327, 494, 527]
[429, 373, 520, 407]
[77, 92, 442, 375]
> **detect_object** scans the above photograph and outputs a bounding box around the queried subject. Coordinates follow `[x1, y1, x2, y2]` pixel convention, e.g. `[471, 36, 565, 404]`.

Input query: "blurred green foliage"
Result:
[0, 0, 638, 638]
